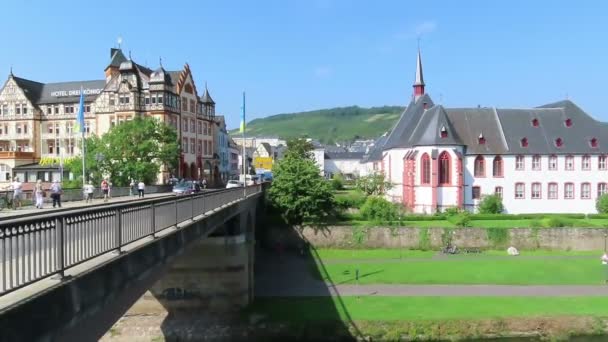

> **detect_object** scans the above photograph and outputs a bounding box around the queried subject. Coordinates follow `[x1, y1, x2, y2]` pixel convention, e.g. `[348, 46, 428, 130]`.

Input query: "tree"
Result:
[268, 138, 334, 228]
[478, 194, 504, 214]
[355, 173, 393, 195]
[597, 194, 608, 214]
[67, 117, 180, 186]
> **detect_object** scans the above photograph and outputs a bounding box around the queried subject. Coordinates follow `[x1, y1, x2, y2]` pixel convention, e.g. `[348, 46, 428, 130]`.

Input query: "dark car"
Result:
[172, 181, 201, 195]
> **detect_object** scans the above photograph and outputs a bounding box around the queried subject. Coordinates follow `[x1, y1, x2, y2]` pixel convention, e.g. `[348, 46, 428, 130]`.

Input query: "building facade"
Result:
[0, 48, 220, 185]
[214, 115, 230, 183]
[368, 49, 608, 214]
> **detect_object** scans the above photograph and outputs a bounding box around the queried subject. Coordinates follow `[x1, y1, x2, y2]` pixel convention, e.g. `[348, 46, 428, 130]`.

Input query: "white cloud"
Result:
[314, 66, 332, 78]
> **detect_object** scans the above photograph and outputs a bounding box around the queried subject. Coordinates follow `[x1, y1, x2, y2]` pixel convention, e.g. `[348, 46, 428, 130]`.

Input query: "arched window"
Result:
[493, 156, 503, 177]
[438, 151, 451, 185]
[420, 153, 430, 185]
[474, 155, 485, 177]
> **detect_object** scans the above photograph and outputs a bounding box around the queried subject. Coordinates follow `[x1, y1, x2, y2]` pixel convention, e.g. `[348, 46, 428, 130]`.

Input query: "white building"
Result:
[324, 152, 365, 180]
[372, 49, 608, 214]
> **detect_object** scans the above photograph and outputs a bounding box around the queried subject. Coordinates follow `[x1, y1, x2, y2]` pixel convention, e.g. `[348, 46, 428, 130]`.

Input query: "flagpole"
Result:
[241, 91, 246, 189]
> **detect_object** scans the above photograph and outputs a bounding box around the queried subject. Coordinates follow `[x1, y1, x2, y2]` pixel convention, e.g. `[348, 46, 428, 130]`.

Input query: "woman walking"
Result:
[137, 180, 145, 198]
[35, 179, 44, 209]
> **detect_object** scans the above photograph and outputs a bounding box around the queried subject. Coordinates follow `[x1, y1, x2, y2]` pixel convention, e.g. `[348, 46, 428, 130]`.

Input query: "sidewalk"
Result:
[0, 192, 172, 219]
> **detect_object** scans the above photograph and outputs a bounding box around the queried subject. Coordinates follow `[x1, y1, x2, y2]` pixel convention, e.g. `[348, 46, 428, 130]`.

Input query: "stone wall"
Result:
[263, 226, 608, 251]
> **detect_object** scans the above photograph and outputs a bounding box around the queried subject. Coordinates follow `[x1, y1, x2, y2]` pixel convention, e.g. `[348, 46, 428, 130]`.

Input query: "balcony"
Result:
[0, 151, 35, 159]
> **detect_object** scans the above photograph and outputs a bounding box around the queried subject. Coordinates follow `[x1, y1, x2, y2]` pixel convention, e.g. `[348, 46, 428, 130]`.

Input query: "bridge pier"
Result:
[129, 211, 256, 315]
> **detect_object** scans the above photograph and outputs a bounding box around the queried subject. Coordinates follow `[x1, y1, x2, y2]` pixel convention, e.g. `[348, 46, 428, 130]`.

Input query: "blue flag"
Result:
[239, 91, 246, 133]
[75, 87, 85, 133]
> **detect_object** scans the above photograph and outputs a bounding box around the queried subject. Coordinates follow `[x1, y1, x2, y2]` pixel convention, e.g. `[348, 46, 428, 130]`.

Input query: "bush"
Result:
[541, 217, 573, 228]
[360, 196, 399, 222]
[334, 191, 366, 210]
[448, 212, 471, 227]
[478, 194, 504, 214]
[330, 174, 344, 191]
[443, 207, 461, 217]
[401, 215, 446, 221]
[597, 194, 608, 214]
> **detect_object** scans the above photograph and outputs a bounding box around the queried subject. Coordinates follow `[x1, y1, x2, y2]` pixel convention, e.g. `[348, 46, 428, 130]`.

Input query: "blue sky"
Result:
[2, 0, 607, 129]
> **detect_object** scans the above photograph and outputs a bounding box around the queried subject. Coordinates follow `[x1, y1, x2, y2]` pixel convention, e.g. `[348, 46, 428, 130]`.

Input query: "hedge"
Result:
[399, 213, 587, 221]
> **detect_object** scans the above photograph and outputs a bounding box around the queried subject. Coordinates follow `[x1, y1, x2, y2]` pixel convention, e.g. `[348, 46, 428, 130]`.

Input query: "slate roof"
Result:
[12, 76, 105, 104]
[107, 48, 128, 69]
[382, 93, 608, 156]
[361, 135, 388, 163]
[325, 151, 365, 160]
[200, 87, 215, 104]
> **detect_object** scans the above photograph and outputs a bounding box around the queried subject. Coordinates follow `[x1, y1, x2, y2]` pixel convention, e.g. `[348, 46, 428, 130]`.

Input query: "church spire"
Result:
[413, 47, 425, 101]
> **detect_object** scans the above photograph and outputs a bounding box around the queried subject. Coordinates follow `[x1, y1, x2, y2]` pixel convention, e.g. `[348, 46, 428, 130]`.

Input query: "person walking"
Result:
[202, 178, 207, 189]
[34, 179, 44, 209]
[101, 178, 109, 202]
[130, 179, 135, 197]
[84, 181, 95, 203]
[11, 177, 23, 209]
[108, 179, 113, 199]
[137, 180, 145, 198]
[602, 252, 608, 284]
[50, 180, 62, 208]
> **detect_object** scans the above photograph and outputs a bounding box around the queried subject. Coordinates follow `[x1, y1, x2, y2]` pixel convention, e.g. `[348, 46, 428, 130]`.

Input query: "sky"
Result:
[2, 0, 608, 130]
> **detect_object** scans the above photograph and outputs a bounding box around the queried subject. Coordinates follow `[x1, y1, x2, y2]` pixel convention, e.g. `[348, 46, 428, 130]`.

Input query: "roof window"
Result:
[555, 138, 563, 148]
[565, 118, 572, 127]
[440, 126, 448, 139]
[531, 118, 539, 127]
[590, 137, 598, 148]
[478, 133, 485, 144]
[520, 137, 528, 148]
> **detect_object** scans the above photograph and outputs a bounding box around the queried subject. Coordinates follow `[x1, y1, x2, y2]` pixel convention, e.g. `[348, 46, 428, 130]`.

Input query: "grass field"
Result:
[250, 296, 608, 322]
[342, 218, 608, 228]
[314, 257, 605, 285]
[313, 248, 602, 260]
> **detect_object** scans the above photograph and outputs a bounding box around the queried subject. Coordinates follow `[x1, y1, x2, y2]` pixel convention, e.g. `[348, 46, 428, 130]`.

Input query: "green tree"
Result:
[478, 194, 504, 214]
[67, 117, 179, 186]
[285, 138, 315, 159]
[597, 194, 608, 214]
[331, 173, 344, 190]
[268, 138, 334, 228]
[360, 196, 398, 222]
[355, 173, 393, 195]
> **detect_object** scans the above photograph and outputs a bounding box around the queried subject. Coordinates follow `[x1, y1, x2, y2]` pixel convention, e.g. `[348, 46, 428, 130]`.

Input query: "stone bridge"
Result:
[0, 185, 266, 342]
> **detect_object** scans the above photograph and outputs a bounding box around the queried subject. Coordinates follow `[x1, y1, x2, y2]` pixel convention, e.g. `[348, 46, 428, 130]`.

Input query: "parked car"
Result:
[172, 181, 201, 195]
[226, 180, 243, 189]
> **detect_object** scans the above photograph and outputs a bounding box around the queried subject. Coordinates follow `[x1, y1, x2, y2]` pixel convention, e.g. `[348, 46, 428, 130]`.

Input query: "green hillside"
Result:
[230, 106, 404, 144]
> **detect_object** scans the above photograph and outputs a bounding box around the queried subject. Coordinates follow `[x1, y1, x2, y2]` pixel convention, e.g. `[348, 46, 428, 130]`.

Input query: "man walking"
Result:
[101, 178, 109, 202]
[138, 180, 145, 198]
[11, 177, 23, 209]
[50, 180, 62, 208]
[84, 181, 95, 203]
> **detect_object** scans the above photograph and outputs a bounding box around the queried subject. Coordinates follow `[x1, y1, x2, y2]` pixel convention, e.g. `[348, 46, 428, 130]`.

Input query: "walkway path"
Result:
[0, 192, 172, 219]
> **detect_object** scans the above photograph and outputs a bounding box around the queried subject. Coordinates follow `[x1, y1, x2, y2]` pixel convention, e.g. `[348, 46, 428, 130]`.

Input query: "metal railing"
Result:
[0, 184, 262, 295]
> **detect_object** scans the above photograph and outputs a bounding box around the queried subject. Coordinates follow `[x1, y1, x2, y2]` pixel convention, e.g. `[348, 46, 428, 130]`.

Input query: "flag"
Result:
[74, 87, 85, 133]
[239, 91, 246, 133]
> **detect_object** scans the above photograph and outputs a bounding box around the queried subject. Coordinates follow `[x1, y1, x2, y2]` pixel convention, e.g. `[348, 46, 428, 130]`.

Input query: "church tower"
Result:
[413, 48, 425, 101]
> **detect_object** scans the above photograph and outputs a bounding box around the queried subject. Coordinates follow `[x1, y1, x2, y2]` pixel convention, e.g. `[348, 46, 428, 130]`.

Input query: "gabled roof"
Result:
[408, 105, 463, 146]
[12, 76, 44, 104]
[325, 151, 365, 160]
[106, 48, 128, 69]
[258, 142, 272, 155]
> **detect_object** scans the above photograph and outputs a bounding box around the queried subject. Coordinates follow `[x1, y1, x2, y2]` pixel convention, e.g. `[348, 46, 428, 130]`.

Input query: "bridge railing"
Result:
[0, 184, 262, 296]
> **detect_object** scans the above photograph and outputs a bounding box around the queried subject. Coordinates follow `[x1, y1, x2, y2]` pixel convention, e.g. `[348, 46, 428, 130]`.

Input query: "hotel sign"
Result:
[50, 88, 103, 97]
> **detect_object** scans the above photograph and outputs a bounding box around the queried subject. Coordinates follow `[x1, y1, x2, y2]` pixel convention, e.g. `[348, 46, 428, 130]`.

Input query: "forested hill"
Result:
[230, 106, 404, 144]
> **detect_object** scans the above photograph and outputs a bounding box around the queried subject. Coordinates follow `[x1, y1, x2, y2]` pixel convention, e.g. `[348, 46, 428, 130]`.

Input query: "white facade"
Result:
[324, 158, 363, 179]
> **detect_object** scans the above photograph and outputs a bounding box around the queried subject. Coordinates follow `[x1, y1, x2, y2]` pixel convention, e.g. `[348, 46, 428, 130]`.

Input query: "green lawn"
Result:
[340, 218, 608, 228]
[315, 258, 606, 285]
[313, 248, 602, 260]
[250, 296, 608, 322]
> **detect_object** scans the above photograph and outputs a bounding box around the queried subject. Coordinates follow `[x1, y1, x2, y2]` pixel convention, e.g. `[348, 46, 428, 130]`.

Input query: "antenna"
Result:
[9, 65, 13, 76]
[117, 36, 123, 49]
[417, 37, 421, 50]
[159, 57, 163, 67]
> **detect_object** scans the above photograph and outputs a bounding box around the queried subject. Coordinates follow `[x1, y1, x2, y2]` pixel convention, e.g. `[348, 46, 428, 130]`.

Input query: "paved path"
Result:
[0, 192, 173, 219]
[321, 255, 599, 264]
[255, 251, 608, 297]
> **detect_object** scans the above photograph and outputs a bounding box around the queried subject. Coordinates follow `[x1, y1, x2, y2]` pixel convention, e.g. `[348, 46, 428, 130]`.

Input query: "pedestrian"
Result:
[602, 253, 608, 284]
[50, 180, 62, 208]
[108, 179, 113, 199]
[130, 179, 135, 197]
[202, 178, 207, 189]
[138, 180, 145, 198]
[34, 179, 44, 209]
[11, 177, 22, 209]
[101, 178, 109, 202]
[84, 181, 95, 203]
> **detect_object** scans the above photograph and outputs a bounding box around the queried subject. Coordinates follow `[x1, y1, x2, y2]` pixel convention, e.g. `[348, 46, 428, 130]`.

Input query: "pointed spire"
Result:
[9, 66, 13, 77]
[413, 46, 425, 101]
[159, 57, 163, 68]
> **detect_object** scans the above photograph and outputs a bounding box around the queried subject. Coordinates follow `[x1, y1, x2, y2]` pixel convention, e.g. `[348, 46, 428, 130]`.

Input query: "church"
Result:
[364, 50, 608, 214]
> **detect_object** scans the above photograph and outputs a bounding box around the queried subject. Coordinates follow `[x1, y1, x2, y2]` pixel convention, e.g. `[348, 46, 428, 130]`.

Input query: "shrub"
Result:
[334, 191, 366, 210]
[401, 215, 446, 221]
[448, 212, 471, 227]
[529, 219, 543, 228]
[541, 217, 573, 228]
[478, 194, 504, 214]
[486, 228, 509, 247]
[360, 196, 399, 222]
[597, 194, 608, 214]
[443, 207, 461, 217]
[330, 174, 344, 190]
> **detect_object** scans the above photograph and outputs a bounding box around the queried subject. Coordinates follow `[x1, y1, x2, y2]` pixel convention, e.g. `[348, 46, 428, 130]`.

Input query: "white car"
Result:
[226, 180, 242, 189]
